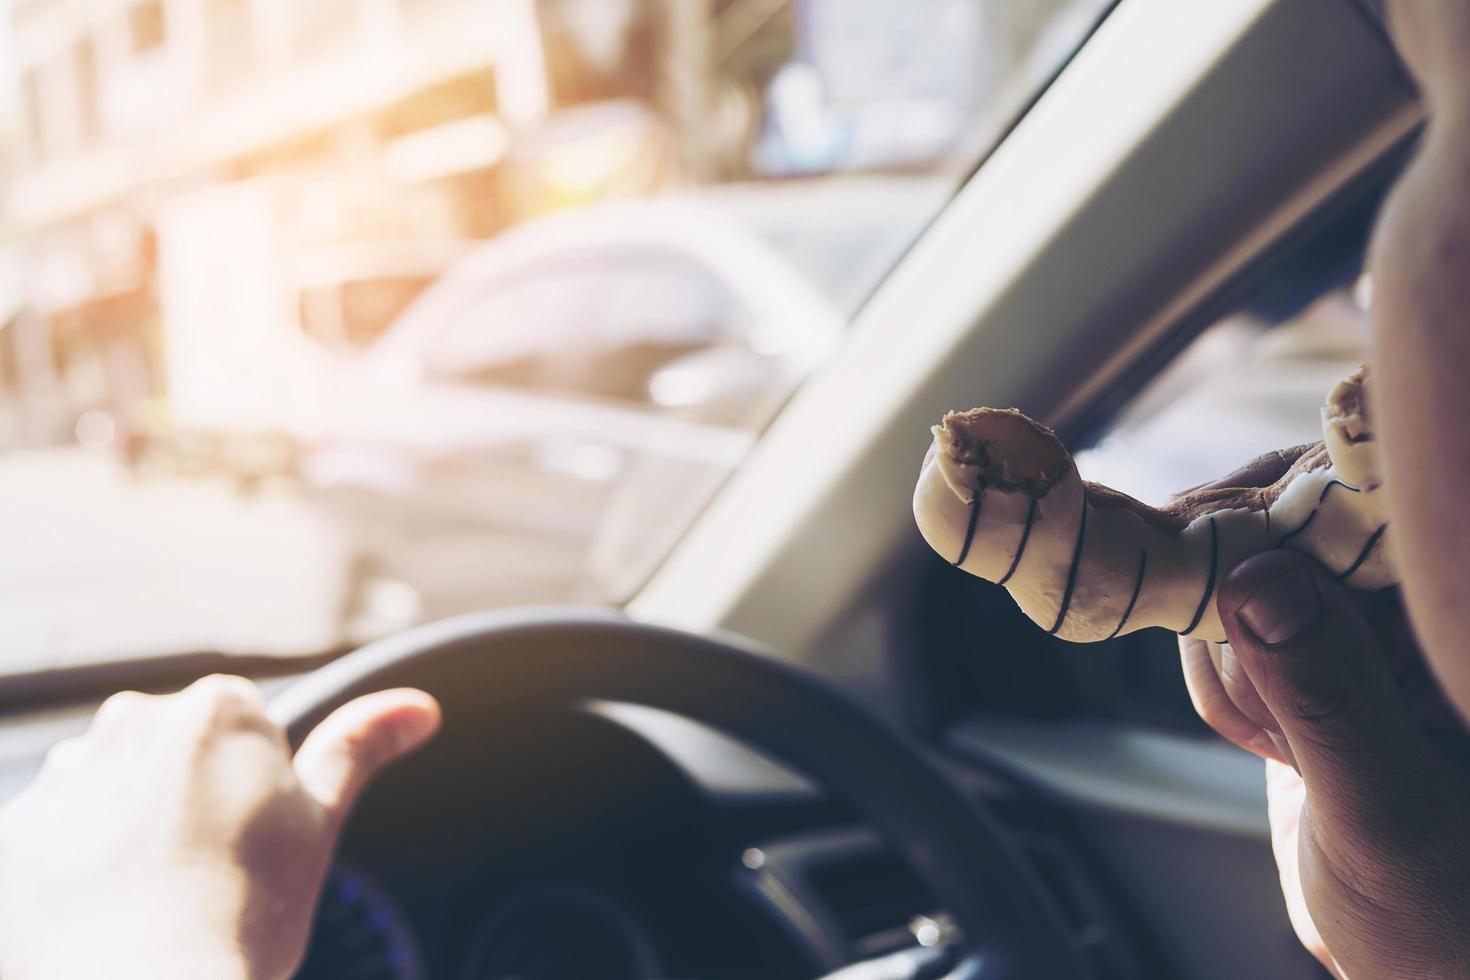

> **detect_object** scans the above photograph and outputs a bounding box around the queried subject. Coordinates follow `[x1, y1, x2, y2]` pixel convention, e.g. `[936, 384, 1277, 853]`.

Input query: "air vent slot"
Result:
[1005, 820, 1149, 980]
[806, 847, 937, 957]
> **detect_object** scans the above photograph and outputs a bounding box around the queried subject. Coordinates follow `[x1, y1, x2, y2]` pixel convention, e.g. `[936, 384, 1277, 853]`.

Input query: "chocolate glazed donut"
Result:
[912, 366, 1389, 643]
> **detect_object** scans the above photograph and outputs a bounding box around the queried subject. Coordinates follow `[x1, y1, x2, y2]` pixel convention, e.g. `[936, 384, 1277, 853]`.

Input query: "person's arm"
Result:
[0, 676, 440, 980]
[1368, 2, 1470, 723]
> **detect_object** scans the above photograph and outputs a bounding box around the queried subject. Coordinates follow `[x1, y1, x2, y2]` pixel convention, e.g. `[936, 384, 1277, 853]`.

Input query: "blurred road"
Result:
[0, 449, 349, 673]
[0, 448, 604, 675]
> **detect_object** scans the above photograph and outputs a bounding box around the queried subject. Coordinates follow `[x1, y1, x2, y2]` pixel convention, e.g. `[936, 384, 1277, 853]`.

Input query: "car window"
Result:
[1078, 289, 1368, 505]
[0, 0, 1115, 675]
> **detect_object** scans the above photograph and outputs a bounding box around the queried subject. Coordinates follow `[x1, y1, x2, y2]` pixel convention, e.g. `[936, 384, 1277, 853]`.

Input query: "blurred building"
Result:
[0, 0, 1046, 450]
[0, 0, 561, 446]
[6, 0, 552, 229]
[0, 0, 781, 447]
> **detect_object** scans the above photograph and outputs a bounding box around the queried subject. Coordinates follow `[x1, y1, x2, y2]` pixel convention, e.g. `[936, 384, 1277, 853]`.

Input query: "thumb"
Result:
[1218, 549, 1433, 813]
[293, 688, 441, 826]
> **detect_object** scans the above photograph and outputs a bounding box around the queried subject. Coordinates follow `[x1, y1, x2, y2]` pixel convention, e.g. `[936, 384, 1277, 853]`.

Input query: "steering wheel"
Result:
[271, 607, 1090, 980]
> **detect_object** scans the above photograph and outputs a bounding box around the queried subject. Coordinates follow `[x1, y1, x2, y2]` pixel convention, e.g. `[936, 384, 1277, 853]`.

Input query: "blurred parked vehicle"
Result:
[289, 240, 477, 353]
[298, 175, 943, 604]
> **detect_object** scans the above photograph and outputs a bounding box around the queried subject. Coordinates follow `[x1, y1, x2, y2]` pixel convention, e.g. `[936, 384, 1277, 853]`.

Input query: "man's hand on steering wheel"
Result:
[0, 675, 440, 980]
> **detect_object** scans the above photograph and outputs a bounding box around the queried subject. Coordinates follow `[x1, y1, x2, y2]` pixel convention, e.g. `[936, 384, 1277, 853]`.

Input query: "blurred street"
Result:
[0, 447, 602, 674]
[0, 448, 346, 673]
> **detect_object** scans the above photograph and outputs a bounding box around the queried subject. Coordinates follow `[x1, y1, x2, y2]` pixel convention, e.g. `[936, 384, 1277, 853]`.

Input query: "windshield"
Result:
[0, 0, 1111, 675]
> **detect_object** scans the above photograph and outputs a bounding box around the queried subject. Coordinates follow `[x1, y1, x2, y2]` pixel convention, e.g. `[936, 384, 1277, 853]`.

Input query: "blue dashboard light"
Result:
[294, 865, 425, 980]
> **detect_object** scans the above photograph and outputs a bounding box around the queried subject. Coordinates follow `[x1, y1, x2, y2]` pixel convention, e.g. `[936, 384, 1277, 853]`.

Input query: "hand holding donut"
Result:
[913, 367, 1387, 643]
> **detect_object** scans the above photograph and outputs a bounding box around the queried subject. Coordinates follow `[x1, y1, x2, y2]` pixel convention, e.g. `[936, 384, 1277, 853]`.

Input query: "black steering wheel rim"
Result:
[270, 606, 1090, 980]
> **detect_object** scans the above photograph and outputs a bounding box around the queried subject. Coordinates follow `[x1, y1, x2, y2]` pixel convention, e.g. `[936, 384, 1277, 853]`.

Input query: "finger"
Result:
[182, 673, 264, 707]
[1169, 444, 1318, 503]
[177, 674, 280, 743]
[1264, 730, 1298, 769]
[1219, 550, 1437, 815]
[1200, 443, 1318, 493]
[15, 737, 91, 807]
[40, 736, 87, 775]
[1207, 641, 1300, 765]
[1179, 637, 1289, 764]
[293, 689, 441, 827]
[1209, 640, 1282, 735]
[90, 690, 157, 733]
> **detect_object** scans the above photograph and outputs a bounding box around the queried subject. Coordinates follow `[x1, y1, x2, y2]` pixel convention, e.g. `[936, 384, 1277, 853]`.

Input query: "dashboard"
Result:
[275, 686, 1150, 980]
[298, 866, 674, 980]
[274, 696, 981, 980]
[298, 865, 425, 980]
[285, 702, 948, 980]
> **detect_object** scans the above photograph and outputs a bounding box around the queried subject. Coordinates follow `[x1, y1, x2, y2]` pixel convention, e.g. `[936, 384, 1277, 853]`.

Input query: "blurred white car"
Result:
[304, 200, 840, 458]
[296, 177, 942, 606]
[288, 240, 479, 353]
